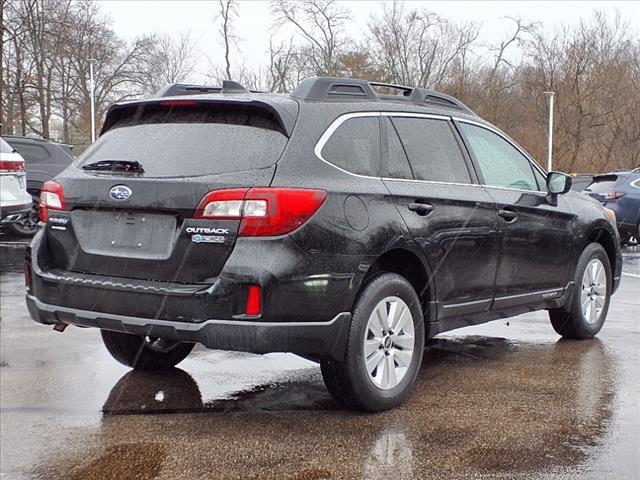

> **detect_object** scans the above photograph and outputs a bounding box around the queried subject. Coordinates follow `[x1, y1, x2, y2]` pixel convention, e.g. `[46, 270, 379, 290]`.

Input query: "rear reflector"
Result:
[39, 180, 67, 222]
[194, 187, 327, 236]
[245, 285, 262, 316]
[24, 260, 32, 291]
[0, 160, 25, 173]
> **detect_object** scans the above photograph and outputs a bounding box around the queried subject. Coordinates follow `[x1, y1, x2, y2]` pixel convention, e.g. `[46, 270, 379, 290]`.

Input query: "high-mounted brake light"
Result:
[159, 100, 198, 106]
[39, 180, 67, 222]
[0, 160, 25, 173]
[194, 187, 327, 236]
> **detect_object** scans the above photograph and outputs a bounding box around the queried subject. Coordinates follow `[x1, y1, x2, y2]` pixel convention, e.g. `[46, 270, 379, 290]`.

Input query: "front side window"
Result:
[321, 116, 381, 176]
[390, 117, 471, 184]
[458, 122, 540, 191]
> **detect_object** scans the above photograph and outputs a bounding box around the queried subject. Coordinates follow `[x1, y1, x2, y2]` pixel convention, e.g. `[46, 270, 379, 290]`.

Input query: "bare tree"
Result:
[267, 36, 297, 92]
[140, 32, 198, 95]
[367, 1, 479, 89]
[216, 0, 238, 80]
[271, 0, 351, 76]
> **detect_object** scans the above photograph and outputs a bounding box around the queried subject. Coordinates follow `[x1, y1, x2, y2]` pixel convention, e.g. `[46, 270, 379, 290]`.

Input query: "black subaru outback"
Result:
[25, 77, 622, 411]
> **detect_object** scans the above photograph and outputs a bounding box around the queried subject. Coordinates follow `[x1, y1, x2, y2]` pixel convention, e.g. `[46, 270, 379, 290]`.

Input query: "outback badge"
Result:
[110, 185, 132, 201]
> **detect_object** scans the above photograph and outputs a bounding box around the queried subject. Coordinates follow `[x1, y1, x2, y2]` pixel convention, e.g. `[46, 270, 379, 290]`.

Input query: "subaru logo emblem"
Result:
[109, 185, 132, 201]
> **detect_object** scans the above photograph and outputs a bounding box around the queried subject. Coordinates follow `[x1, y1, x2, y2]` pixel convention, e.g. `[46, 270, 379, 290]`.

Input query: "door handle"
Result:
[408, 202, 434, 216]
[497, 209, 518, 222]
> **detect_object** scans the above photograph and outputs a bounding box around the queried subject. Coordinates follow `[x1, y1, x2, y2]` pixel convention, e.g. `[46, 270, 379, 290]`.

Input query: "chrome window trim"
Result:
[314, 111, 479, 187]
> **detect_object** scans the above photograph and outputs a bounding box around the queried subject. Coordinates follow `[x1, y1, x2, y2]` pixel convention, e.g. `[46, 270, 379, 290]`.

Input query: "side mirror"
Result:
[547, 171, 572, 194]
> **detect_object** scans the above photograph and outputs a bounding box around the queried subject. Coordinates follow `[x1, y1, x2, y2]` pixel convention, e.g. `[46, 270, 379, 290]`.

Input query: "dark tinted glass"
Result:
[391, 117, 471, 183]
[9, 142, 50, 162]
[458, 123, 540, 191]
[382, 118, 413, 179]
[322, 117, 380, 176]
[78, 107, 288, 177]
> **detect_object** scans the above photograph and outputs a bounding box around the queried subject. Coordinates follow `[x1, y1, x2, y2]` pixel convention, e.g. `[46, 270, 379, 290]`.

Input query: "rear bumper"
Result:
[26, 294, 351, 361]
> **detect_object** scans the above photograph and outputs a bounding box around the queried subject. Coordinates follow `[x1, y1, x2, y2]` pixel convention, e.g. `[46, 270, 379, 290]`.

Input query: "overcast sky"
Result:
[99, 0, 639, 81]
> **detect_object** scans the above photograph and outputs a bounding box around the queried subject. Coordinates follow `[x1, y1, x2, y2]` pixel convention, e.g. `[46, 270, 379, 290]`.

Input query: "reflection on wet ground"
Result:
[1, 241, 639, 479]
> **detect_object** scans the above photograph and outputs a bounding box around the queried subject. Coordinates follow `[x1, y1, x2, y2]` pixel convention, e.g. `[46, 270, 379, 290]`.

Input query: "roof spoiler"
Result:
[155, 80, 257, 97]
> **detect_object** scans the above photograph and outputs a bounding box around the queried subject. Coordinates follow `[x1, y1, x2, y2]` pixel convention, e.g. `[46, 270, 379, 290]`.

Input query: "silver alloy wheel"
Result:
[581, 259, 607, 325]
[364, 296, 415, 390]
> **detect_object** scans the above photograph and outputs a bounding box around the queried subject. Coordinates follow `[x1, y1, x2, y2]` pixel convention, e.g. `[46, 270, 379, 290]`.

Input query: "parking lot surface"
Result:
[1, 235, 639, 479]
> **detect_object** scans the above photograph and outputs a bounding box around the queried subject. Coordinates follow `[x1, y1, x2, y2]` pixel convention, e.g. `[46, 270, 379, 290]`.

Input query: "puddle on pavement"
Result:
[34, 336, 613, 480]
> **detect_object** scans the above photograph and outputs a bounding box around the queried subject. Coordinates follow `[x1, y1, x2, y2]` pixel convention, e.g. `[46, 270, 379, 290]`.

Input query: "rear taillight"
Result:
[603, 192, 625, 200]
[0, 160, 25, 173]
[194, 187, 327, 236]
[39, 180, 67, 222]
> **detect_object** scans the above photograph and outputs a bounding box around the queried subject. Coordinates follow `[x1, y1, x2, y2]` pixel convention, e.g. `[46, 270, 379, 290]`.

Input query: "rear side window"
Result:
[77, 104, 288, 177]
[1, 138, 15, 154]
[390, 117, 471, 183]
[321, 116, 380, 176]
[9, 142, 50, 162]
[382, 118, 413, 179]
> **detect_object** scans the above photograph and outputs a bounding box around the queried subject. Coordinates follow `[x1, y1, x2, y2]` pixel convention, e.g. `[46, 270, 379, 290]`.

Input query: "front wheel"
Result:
[101, 330, 195, 371]
[321, 273, 425, 412]
[549, 243, 612, 339]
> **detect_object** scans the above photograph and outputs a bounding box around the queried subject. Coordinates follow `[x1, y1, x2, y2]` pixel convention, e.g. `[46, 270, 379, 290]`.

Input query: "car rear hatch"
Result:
[584, 174, 622, 203]
[43, 98, 296, 284]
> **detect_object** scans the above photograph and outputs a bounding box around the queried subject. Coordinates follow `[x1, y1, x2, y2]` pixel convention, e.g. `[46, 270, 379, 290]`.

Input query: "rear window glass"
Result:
[586, 177, 618, 192]
[9, 142, 50, 162]
[1, 138, 15, 154]
[77, 104, 288, 177]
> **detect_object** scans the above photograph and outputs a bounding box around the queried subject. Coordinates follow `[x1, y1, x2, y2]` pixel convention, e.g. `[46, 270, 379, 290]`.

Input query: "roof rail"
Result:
[156, 80, 252, 98]
[292, 77, 475, 114]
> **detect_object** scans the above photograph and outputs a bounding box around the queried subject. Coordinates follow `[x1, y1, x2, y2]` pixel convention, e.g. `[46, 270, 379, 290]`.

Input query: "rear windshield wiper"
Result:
[82, 160, 145, 174]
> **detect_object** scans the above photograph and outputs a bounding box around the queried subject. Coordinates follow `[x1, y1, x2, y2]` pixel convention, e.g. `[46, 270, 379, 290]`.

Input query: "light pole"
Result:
[543, 91, 555, 172]
[89, 58, 97, 143]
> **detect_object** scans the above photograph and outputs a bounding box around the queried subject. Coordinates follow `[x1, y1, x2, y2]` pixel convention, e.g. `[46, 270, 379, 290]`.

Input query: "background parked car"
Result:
[584, 170, 640, 244]
[0, 137, 32, 228]
[3, 136, 74, 236]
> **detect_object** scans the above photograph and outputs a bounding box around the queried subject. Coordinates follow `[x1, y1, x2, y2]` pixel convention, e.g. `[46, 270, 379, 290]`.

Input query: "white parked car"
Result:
[1, 137, 33, 226]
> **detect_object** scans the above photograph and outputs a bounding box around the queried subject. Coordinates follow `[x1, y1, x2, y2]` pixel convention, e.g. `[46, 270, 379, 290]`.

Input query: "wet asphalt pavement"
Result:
[1, 235, 639, 479]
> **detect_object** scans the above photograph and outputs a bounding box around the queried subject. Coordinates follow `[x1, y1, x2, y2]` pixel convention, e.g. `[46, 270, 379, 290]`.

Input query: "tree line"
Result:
[2, 0, 638, 172]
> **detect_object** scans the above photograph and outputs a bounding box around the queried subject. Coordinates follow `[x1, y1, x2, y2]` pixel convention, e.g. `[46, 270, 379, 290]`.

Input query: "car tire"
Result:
[7, 204, 39, 238]
[100, 330, 195, 371]
[320, 273, 424, 412]
[549, 243, 611, 339]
